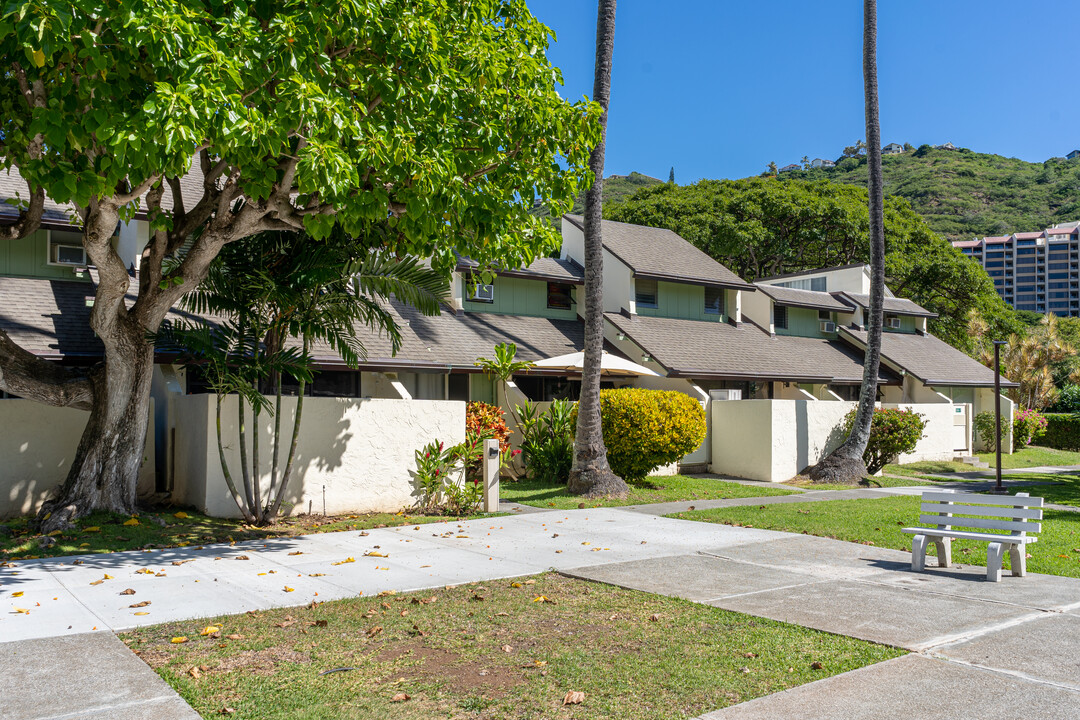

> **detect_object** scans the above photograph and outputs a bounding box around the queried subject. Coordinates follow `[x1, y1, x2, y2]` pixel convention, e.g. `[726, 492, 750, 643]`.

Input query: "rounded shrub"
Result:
[1047, 385, 1080, 414]
[843, 407, 926, 475]
[593, 388, 706, 482]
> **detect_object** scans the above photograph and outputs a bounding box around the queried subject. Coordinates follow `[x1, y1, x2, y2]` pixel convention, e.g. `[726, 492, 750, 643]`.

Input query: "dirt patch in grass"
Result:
[122, 572, 903, 720]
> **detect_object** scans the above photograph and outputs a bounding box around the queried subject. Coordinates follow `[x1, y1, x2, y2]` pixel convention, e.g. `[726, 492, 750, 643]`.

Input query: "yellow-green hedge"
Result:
[595, 388, 706, 481]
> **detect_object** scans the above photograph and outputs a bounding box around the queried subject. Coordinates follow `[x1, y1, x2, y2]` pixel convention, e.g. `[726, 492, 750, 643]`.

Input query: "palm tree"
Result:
[162, 229, 448, 523]
[568, 0, 629, 498]
[809, 0, 884, 483]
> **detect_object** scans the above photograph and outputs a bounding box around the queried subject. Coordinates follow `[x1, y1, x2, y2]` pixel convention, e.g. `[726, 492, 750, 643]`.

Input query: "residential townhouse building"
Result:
[953, 222, 1080, 315]
[0, 170, 1016, 509]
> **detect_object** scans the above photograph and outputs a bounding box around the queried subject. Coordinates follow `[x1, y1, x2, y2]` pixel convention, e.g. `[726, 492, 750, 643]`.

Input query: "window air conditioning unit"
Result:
[886, 317, 902, 329]
[819, 321, 837, 333]
[52, 244, 87, 266]
[470, 283, 495, 303]
[709, 389, 742, 401]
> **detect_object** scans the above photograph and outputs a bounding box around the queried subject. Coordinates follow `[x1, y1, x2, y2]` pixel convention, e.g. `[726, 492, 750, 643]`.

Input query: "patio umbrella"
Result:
[532, 350, 659, 376]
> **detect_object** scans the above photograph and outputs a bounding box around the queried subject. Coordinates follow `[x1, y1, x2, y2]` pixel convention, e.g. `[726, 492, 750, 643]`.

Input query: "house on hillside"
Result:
[882, 143, 904, 155]
[778, 163, 801, 173]
[1067, 150, 1080, 160]
[934, 142, 958, 151]
[810, 158, 835, 169]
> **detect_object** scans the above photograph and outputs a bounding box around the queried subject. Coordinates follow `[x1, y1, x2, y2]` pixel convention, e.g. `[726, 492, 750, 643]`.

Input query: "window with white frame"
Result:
[47, 229, 87, 267]
[635, 277, 658, 308]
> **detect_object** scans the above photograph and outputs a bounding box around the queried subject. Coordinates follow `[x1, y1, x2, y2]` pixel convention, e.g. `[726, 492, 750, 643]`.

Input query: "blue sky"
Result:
[527, 1, 1080, 183]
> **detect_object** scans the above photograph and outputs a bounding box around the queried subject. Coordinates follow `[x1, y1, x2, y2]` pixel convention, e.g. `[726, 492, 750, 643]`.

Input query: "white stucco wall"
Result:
[711, 399, 966, 483]
[170, 394, 465, 518]
[561, 217, 634, 314]
[0, 399, 156, 518]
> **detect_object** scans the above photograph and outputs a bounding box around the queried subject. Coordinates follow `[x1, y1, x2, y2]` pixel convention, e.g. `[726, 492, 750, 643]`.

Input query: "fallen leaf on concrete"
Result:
[136, 568, 155, 575]
[563, 691, 585, 705]
[120, 589, 136, 596]
[89, 580, 104, 586]
[332, 557, 355, 565]
[130, 601, 151, 608]
[283, 586, 294, 592]
[172, 559, 195, 566]
[235, 555, 249, 561]
[364, 551, 387, 557]
[133, 612, 149, 616]
[13, 607, 30, 614]
[390, 693, 410, 702]
[155, 572, 167, 577]
[11, 592, 23, 598]
[288, 551, 304, 556]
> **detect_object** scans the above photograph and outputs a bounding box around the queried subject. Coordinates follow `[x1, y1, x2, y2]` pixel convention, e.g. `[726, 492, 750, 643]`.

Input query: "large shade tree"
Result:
[808, 0, 885, 483]
[0, 0, 601, 531]
[568, 0, 628, 498]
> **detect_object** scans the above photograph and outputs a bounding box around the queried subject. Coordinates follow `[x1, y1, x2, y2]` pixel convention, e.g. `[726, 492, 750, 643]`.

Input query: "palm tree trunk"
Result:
[568, 0, 629, 498]
[217, 394, 257, 524]
[808, 0, 884, 483]
[269, 336, 308, 519]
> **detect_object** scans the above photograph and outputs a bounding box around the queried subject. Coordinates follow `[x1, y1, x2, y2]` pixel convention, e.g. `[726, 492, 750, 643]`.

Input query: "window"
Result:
[775, 276, 826, 292]
[635, 278, 658, 308]
[774, 305, 788, 329]
[48, 230, 87, 266]
[704, 287, 724, 315]
[818, 309, 831, 320]
[467, 275, 494, 303]
[546, 282, 574, 310]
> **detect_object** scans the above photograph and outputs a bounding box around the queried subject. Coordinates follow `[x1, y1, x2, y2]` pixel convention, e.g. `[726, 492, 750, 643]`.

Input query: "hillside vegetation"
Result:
[532, 171, 663, 222]
[781, 147, 1080, 240]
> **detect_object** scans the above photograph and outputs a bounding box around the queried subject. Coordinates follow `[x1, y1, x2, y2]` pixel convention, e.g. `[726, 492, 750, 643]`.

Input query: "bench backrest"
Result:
[920, 490, 1043, 537]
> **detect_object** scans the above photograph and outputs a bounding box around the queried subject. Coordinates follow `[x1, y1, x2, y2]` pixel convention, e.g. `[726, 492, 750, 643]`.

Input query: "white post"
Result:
[482, 438, 500, 513]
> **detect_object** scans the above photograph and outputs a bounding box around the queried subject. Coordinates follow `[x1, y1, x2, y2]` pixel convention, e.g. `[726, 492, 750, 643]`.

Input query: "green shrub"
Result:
[1042, 413, 1080, 451]
[1012, 408, 1048, 450]
[974, 410, 1011, 452]
[517, 399, 575, 485]
[413, 440, 483, 515]
[1047, 385, 1080, 414]
[465, 402, 512, 483]
[843, 407, 927, 475]
[591, 388, 706, 482]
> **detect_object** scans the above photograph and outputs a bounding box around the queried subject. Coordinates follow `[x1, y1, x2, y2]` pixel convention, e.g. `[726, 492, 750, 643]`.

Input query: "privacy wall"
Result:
[170, 395, 465, 517]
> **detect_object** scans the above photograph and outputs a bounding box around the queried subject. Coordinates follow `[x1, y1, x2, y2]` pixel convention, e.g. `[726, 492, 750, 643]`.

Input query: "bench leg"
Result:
[911, 535, 929, 572]
[1009, 544, 1027, 577]
[986, 542, 1005, 582]
[933, 537, 952, 568]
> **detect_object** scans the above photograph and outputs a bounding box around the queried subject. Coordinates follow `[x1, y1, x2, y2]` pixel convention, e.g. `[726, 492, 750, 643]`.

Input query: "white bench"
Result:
[902, 489, 1042, 582]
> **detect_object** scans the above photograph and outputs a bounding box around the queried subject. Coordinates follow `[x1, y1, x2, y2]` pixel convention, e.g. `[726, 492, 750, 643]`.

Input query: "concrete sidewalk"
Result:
[5, 502, 1080, 719]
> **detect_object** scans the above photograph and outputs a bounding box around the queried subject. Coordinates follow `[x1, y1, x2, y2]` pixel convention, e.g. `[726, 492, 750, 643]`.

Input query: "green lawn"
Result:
[500, 475, 796, 509]
[992, 473, 1080, 507]
[0, 509, 501, 562]
[122, 572, 903, 720]
[883, 461, 981, 478]
[978, 446, 1080, 469]
[785, 476, 931, 490]
[669, 496, 1080, 578]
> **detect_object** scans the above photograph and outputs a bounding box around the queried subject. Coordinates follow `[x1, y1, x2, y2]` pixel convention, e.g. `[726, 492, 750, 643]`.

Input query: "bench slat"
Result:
[920, 502, 1043, 520]
[918, 514, 1040, 534]
[902, 528, 1040, 544]
[922, 490, 1043, 507]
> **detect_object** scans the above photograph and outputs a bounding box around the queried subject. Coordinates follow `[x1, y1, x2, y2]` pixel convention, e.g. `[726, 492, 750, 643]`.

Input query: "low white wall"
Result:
[711, 399, 963, 483]
[171, 394, 465, 518]
[0, 399, 155, 518]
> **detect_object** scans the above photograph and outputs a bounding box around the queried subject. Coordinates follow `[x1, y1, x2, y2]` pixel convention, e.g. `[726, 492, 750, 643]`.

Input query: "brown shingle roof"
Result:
[0, 275, 590, 371]
[837, 292, 937, 318]
[563, 215, 753, 289]
[604, 312, 898, 384]
[456, 255, 584, 285]
[839, 327, 1015, 387]
[755, 284, 855, 312]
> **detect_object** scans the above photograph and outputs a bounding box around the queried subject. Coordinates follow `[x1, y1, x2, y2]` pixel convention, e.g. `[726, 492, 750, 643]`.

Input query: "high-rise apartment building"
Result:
[953, 221, 1080, 314]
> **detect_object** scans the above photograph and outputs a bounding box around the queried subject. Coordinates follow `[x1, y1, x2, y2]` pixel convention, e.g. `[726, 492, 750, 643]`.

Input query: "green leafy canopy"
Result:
[0, 0, 602, 269]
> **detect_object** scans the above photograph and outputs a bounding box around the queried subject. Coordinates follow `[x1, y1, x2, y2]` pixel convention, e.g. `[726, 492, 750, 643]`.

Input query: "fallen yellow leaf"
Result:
[283, 586, 295, 593]
[136, 569, 155, 575]
[47, 530, 62, 537]
[133, 612, 150, 616]
[123, 518, 140, 526]
[103, 574, 114, 580]
[171, 637, 188, 644]
[364, 551, 387, 557]
[332, 557, 355, 565]
[174, 512, 189, 519]
[199, 626, 220, 636]
[13, 607, 30, 614]
[11, 591, 23, 598]
[83, 527, 100, 533]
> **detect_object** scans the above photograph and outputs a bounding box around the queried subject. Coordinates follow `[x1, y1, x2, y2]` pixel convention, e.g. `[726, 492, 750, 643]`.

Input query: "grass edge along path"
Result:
[500, 475, 796, 510]
[121, 572, 904, 720]
[668, 495, 1080, 579]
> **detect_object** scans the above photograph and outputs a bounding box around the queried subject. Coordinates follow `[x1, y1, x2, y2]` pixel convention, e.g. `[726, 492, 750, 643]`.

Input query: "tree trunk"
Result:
[37, 334, 155, 532]
[808, 0, 884, 484]
[568, 0, 629, 498]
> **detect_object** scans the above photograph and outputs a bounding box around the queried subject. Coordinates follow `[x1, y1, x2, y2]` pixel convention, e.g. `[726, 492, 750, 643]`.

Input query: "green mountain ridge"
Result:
[776, 146, 1080, 240]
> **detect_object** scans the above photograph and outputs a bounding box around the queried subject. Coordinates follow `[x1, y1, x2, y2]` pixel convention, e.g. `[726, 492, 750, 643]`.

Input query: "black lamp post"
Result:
[990, 340, 1009, 495]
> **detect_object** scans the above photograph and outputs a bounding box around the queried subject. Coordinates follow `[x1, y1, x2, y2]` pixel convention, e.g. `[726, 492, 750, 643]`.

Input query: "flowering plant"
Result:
[1013, 408, 1048, 450]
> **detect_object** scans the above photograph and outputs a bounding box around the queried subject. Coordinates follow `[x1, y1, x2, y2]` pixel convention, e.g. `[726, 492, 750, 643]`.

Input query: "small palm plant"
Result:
[159, 229, 448, 524]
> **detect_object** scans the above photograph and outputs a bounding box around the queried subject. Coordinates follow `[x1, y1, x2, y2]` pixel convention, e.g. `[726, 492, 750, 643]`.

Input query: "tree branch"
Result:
[0, 328, 93, 410]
